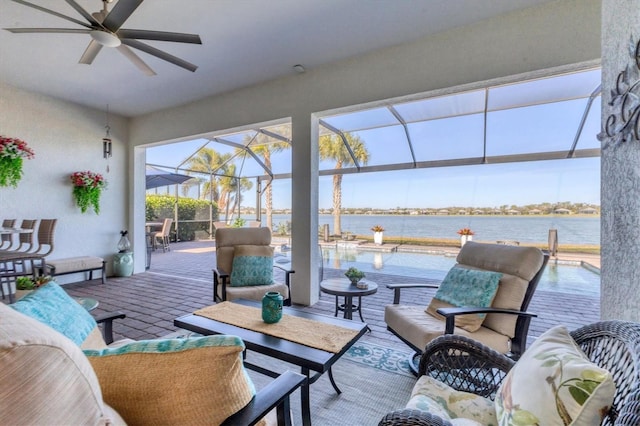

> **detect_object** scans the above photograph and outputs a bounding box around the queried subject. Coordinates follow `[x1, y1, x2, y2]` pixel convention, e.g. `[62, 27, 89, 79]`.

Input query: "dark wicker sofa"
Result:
[380, 321, 640, 426]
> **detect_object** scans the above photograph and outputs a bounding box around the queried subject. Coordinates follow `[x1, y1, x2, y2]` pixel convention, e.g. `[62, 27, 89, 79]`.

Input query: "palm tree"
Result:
[218, 163, 253, 221]
[184, 148, 232, 207]
[319, 133, 369, 235]
[243, 126, 291, 229]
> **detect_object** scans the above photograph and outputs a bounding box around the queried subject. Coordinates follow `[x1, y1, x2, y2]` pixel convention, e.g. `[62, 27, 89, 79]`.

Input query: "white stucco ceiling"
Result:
[0, 0, 554, 117]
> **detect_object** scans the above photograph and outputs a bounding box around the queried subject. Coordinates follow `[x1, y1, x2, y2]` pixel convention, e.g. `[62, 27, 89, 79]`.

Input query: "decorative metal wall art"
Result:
[599, 35, 640, 148]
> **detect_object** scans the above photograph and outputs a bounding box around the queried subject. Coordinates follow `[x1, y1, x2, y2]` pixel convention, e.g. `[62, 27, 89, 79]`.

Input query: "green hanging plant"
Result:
[0, 136, 35, 188]
[70, 170, 107, 214]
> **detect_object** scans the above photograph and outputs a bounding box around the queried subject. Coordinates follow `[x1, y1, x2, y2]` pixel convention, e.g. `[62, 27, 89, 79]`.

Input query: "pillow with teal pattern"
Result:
[11, 281, 96, 346]
[426, 266, 502, 332]
[230, 244, 274, 287]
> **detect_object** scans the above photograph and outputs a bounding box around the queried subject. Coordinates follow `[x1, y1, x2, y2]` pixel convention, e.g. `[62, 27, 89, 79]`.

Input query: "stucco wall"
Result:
[600, 0, 640, 321]
[128, 0, 602, 305]
[0, 83, 129, 282]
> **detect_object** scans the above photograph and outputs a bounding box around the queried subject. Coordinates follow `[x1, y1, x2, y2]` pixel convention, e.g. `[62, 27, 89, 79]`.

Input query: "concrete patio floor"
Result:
[57, 240, 600, 352]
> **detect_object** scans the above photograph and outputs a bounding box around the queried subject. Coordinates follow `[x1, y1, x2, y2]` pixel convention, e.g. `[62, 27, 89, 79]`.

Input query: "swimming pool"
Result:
[320, 248, 600, 297]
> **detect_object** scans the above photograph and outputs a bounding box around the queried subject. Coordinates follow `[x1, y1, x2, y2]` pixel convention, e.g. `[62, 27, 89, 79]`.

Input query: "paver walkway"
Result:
[57, 240, 600, 352]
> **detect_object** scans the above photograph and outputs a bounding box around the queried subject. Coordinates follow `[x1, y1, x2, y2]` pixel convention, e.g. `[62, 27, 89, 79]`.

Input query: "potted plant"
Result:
[0, 136, 35, 188]
[457, 228, 475, 247]
[70, 171, 107, 214]
[371, 225, 385, 245]
[344, 267, 365, 285]
[15, 275, 52, 300]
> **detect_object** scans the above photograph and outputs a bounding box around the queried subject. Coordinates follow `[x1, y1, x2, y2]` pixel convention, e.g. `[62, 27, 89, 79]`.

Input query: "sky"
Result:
[146, 68, 602, 210]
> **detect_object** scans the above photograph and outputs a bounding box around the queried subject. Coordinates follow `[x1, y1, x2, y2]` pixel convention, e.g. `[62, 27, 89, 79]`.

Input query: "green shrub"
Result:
[146, 195, 218, 241]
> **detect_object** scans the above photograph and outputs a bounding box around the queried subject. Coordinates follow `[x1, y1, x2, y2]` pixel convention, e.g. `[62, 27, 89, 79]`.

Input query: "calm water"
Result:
[263, 214, 600, 246]
[318, 248, 600, 296]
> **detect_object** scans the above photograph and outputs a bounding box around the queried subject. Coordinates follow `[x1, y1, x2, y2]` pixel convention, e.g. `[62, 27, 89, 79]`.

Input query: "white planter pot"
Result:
[460, 235, 473, 247]
[374, 231, 383, 245]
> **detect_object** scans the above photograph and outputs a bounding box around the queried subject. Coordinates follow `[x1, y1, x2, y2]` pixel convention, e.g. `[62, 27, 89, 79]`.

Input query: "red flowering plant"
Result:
[0, 136, 35, 187]
[457, 228, 475, 236]
[70, 171, 107, 214]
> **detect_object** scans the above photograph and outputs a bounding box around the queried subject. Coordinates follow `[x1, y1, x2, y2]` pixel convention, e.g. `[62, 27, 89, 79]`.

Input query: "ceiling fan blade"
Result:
[64, 0, 102, 27]
[79, 40, 103, 65]
[102, 0, 144, 32]
[9, 0, 91, 29]
[116, 45, 156, 76]
[121, 39, 198, 72]
[118, 29, 201, 44]
[4, 28, 90, 35]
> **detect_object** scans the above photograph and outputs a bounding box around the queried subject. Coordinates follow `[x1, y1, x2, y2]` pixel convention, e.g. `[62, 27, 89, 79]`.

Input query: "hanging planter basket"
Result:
[0, 136, 35, 188]
[70, 171, 107, 214]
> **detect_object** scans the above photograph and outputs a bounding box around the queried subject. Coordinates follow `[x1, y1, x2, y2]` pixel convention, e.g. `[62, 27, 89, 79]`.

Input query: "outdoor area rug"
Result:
[345, 341, 414, 377]
[246, 350, 415, 425]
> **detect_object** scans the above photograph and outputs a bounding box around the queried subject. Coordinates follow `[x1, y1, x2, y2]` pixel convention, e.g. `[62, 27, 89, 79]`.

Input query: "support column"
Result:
[290, 114, 319, 306]
[600, 0, 640, 321]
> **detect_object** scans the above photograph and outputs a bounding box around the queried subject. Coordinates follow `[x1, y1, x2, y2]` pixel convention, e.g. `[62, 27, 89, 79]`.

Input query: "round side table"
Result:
[75, 297, 99, 311]
[319, 278, 378, 321]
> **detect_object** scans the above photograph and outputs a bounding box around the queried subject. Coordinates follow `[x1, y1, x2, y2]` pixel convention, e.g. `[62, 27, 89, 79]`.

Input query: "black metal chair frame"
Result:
[379, 320, 640, 426]
[386, 251, 549, 373]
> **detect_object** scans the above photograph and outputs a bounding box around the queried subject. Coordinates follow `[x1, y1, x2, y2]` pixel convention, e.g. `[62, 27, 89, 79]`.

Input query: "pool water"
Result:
[321, 248, 600, 297]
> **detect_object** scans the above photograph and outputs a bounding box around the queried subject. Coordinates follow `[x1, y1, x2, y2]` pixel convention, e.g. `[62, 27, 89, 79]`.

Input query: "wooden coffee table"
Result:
[174, 299, 369, 426]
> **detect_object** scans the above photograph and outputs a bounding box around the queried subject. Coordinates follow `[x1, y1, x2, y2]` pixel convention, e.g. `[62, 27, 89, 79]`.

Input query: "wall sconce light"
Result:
[103, 105, 112, 159]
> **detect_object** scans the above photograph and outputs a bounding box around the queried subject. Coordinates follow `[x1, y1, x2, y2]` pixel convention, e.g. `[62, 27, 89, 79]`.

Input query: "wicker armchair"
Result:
[379, 321, 640, 426]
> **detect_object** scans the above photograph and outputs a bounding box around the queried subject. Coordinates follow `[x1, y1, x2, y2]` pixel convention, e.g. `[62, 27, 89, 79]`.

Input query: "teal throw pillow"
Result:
[230, 245, 274, 287]
[426, 266, 502, 332]
[435, 266, 503, 309]
[11, 281, 97, 346]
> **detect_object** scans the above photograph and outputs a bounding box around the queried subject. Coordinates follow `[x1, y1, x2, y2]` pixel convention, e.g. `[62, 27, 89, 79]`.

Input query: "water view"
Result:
[264, 214, 600, 246]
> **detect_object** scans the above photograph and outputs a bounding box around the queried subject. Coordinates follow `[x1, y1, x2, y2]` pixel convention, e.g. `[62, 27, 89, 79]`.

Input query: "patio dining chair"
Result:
[379, 321, 640, 425]
[385, 241, 548, 373]
[151, 218, 173, 252]
[0, 219, 16, 250]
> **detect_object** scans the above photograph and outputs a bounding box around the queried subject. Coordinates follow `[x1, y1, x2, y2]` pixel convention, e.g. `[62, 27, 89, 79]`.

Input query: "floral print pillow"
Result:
[495, 325, 615, 425]
[406, 375, 497, 425]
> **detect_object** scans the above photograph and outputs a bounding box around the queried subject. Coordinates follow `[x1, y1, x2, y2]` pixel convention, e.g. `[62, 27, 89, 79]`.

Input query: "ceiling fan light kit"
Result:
[4, 0, 202, 75]
[90, 29, 120, 47]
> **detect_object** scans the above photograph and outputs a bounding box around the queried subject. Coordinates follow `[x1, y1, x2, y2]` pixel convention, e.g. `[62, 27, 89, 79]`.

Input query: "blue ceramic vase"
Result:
[262, 291, 283, 323]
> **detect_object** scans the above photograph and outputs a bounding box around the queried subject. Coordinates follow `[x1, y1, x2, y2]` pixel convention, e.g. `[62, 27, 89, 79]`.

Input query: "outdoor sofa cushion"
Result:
[0, 302, 125, 425]
[10, 280, 124, 350]
[85, 336, 257, 425]
[406, 375, 496, 425]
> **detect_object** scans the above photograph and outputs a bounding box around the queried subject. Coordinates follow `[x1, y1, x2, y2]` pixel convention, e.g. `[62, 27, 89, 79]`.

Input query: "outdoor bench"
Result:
[44, 256, 106, 284]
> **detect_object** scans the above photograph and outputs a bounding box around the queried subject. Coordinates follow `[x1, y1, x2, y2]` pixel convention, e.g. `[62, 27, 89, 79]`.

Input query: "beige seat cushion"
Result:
[384, 304, 511, 354]
[218, 281, 290, 301]
[0, 303, 124, 426]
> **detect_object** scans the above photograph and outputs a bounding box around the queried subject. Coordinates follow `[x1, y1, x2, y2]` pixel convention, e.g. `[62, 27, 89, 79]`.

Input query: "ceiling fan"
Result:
[4, 0, 202, 75]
